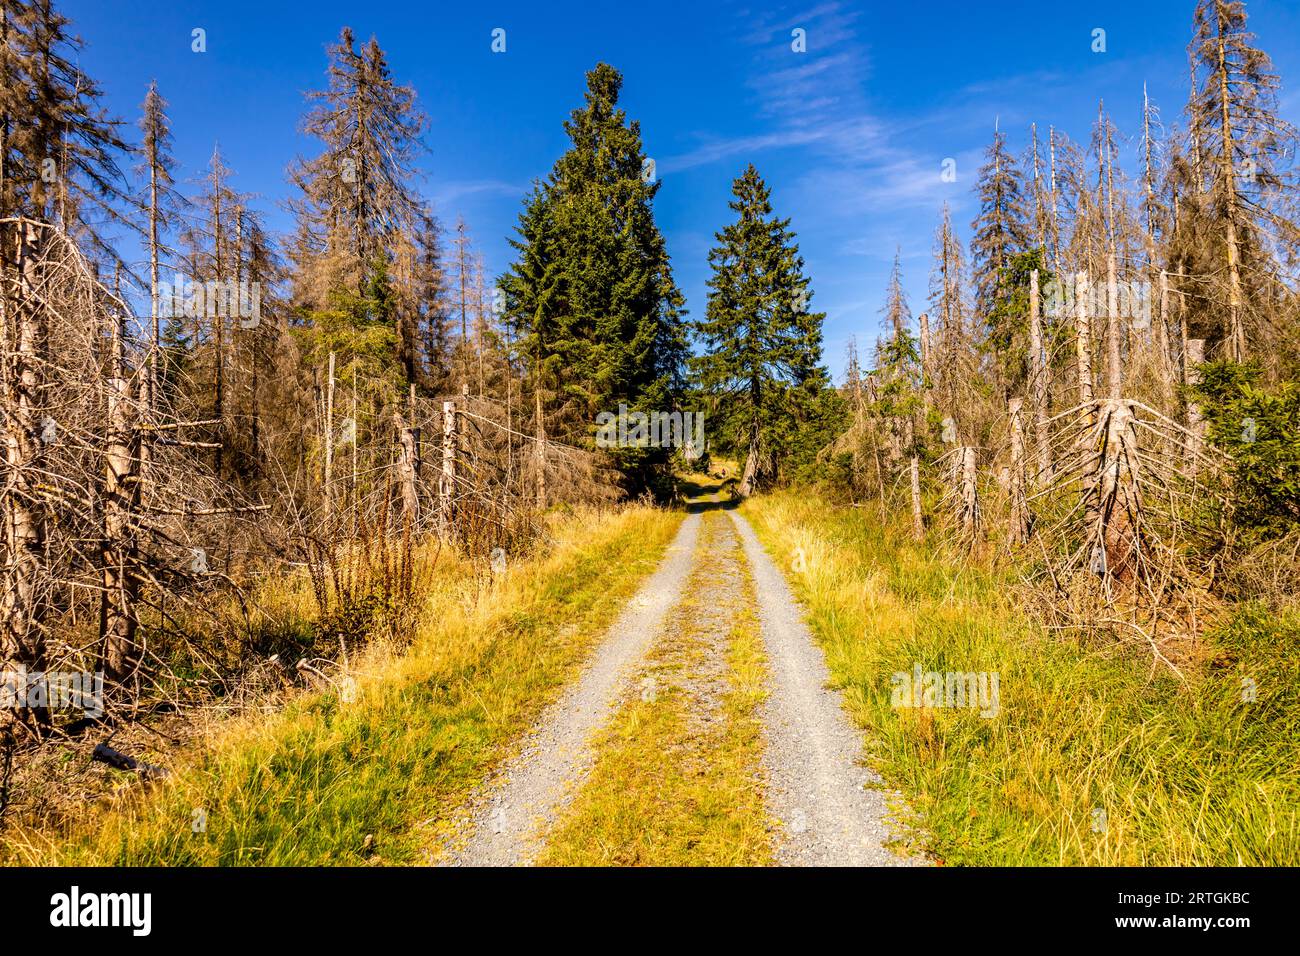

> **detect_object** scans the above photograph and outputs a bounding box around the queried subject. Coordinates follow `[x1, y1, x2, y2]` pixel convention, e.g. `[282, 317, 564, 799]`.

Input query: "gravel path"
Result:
[443, 501, 923, 867]
[444, 512, 702, 866]
[729, 509, 924, 866]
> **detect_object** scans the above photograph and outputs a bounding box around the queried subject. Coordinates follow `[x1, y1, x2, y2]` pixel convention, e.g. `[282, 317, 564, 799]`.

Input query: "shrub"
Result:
[1191, 360, 1300, 544]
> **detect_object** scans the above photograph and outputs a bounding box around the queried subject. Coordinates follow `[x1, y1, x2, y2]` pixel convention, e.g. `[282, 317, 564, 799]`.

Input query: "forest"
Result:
[0, 0, 1296, 874]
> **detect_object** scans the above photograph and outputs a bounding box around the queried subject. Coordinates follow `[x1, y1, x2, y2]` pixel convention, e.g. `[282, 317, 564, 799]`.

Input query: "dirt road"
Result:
[443, 500, 921, 867]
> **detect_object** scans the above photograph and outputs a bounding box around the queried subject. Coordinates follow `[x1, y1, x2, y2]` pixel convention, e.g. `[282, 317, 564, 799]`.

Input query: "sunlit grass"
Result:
[743, 490, 1300, 866]
[6, 505, 683, 866]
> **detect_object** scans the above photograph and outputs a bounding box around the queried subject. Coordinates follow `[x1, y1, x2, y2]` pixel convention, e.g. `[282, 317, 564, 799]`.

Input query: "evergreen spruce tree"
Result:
[971, 125, 1030, 315]
[692, 164, 828, 497]
[411, 211, 452, 391]
[971, 124, 1030, 395]
[501, 63, 685, 498]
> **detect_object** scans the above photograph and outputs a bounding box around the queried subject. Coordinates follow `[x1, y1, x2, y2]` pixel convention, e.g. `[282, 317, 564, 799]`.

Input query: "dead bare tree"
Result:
[2, 217, 268, 734]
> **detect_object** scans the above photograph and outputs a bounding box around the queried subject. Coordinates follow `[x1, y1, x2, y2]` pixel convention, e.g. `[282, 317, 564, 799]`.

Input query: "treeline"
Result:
[834, 0, 1300, 645]
[0, 0, 833, 751]
[3, 0, 1296, 747]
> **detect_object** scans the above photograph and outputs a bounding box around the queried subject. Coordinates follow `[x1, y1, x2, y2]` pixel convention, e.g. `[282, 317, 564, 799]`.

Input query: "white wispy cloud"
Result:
[430, 178, 529, 210]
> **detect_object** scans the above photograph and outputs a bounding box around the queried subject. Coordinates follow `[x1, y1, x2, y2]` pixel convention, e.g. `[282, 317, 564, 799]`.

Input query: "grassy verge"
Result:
[6, 505, 683, 866]
[538, 511, 773, 866]
[742, 490, 1300, 865]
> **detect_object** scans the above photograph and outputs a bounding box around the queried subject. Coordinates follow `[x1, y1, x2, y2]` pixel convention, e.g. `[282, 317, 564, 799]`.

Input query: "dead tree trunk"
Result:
[533, 387, 546, 510]
[1157, 269, 1172, 384]
[394, 411, 421, 527]
[904, 416, 923, 540]
[1092, 399, 1143, 586]
[323, 351, 335, 523]
[440, 399, 456, 536]
[959, 446, 980, 542]
[142, 139, 161, 482]
[1029, 269, 1051, 484]
[1, 220, 50, 732]
[918, 311, 933, 416]
[101, 293, 142, 684]
[1214, 21, 1246, 361]
[1105, 253, 1122, 399]
[458, 382, 470, 487]
[1075, 272, 1096, 417]
[1185, 338, 1207, 479]
[1075, 270, 1104, 536]
[1008, 397, 1029, 546]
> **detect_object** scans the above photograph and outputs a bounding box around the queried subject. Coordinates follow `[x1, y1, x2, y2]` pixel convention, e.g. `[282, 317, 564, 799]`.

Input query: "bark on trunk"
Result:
[1008, 397, 1029, 545]
[1029, 269, 1051, 484]
[1, 221, 50, 731]
[533, 387, 546, 510]
[906, 415, 923, 540]
[737, 419, 760, 499]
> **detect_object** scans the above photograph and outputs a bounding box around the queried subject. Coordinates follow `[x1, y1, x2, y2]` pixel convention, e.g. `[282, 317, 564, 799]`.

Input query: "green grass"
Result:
[7, 505, 683, 866]
[742, 490, 1300, 866]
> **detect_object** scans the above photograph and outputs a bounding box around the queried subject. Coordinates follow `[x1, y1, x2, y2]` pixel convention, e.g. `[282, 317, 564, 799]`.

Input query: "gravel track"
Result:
[444, 502, 922, 867]
[444, 512, 702, 866]
[729, 509, 924, 866]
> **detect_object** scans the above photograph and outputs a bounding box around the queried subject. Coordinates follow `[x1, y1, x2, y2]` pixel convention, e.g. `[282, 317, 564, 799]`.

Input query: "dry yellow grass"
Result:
[5, 504, 683, 866]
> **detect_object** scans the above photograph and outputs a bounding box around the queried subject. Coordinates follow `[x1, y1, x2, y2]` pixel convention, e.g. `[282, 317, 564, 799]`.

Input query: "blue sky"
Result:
[62, 0, 1300, 378]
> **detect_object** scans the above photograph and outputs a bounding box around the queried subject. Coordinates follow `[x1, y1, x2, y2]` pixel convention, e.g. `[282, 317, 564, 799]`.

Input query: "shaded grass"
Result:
[742, 491, 1300, 866]
[6, 505, 683, 866]
[538, 511, 773, 866]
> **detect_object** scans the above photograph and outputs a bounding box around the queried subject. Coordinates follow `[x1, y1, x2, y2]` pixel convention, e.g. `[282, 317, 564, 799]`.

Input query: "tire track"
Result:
[535, 510, 772, 865]
[443, 511, 701, 866]
[729, 509, 924, 867]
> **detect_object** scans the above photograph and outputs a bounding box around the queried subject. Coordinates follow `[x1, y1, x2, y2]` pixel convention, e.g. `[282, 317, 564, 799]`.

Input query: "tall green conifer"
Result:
[692, 164, 827, 497]
[501, 63, 685, 496]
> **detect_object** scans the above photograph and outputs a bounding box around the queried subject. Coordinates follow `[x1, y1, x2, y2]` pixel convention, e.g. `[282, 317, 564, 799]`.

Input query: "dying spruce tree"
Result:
[880, 252, 925, 536]
[287, 28, 432, 393]
[1187, 0, 1300, 362]
[137, 80, 183, 444]
[928, 202, 984, 441]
